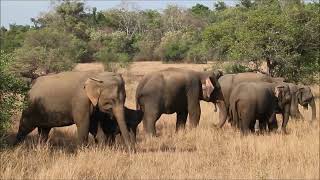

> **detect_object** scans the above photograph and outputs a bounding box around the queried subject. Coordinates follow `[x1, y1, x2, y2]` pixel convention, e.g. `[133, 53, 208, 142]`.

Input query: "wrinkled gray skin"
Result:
[215, 72, 284, 128]
[229, 82, 291, 133]
[16, 71, 134, 150]
[136, 68, 224, 136]
[287, 83, 316, 121]
[89, 107, 143, 145]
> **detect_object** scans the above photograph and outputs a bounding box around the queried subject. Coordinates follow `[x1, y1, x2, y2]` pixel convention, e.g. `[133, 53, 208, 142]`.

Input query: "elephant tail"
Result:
[230, 99, 240, 128]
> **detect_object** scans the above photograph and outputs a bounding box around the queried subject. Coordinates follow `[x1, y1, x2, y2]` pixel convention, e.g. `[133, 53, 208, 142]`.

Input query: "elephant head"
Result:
[297, 85, 316, 120]
[84, 73, 134, 151]
[200, 71, 222, 102]
[274, 84, 291, 109]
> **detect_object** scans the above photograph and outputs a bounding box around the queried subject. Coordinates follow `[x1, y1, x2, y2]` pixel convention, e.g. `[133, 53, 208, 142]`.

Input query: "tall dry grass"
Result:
[1, 62, 319, 179]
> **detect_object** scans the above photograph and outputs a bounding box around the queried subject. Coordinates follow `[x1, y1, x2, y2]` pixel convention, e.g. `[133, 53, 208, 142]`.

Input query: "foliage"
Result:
[0, 51, 28, 138]
[223, 63, 251, 74]
[191, 3, 211, 17]
[12, 27, 85, 74]
[204, 0, 319, 83]
[155, 31, 191, 62]
[215, 1, 227, 11]
[186, 42, 210, 64]
[0, 25, 31, 53]
[0, 0, 318, 83]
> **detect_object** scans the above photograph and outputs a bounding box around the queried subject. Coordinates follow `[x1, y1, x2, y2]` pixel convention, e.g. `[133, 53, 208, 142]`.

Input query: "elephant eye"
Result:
[104, 101, 113, 106]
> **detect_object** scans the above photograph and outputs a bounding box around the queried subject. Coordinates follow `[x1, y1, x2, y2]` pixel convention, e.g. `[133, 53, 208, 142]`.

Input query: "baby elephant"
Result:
[89, 107, 143, 145]
[229, 82, 291, 134]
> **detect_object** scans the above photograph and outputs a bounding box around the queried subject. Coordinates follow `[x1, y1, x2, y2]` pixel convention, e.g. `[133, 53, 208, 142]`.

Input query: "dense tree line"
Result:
[1, 0, 319, 81]
[0, 0, 319, 137]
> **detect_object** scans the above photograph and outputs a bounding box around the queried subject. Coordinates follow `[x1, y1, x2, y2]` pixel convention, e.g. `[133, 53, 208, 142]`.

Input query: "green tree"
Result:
[239, 0, 253, 8]
[191, 4, 211, 17]
[214, 1, 227, 11]
[13, 28, 86, 75]
[0, 25, 31, 53]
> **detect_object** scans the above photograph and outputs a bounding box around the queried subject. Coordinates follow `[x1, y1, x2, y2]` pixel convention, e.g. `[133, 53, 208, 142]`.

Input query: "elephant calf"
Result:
[229, 82, 291, 133]
[89, 107, 143, 144]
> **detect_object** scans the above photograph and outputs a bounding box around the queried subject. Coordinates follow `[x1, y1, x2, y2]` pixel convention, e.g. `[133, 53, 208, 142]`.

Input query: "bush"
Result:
[186, 43, 209, 64]
[94, 47, 130, 72]
[133, 31, 161, 61]
[0, 51, 28, 141]
[93, 31, 134, 71]
[155, 31, 194, 62]
[224, 63, 251, 74]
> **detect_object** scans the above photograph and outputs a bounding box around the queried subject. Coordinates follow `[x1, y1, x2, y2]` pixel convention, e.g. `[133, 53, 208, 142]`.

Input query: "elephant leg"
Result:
[215, 102, 228, 128]
[249, 120, 256, 133]
[281, 106, 291, 134]
[142, 104, 161, 136]
[258, 120, 267, 133]
[129, 128, 137, 143]
[187, 92, 201, 128]
[267, 113, 278, 132]
[296, 109, 304, 120]
[239, 111, 254, 134]
[94, 122, 107, 144]
[176, 111, 188, 131]
[74, 111, 90, 146]
[240, 120, 250, 134]
[38, 127, 51, 142]
[105, 135, 115, 146]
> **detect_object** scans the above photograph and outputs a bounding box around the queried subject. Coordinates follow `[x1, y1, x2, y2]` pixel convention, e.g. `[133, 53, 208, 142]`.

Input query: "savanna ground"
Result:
[1, 61, 319, 179]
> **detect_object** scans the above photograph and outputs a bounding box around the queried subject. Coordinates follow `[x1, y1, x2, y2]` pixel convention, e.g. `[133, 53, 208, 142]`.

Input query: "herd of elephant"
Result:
[14, 68, 317, 151]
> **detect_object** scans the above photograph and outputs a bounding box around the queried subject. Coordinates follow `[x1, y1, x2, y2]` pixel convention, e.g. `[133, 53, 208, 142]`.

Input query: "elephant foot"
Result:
[211, 124, 220, 129]
[280, 128, 288, 135]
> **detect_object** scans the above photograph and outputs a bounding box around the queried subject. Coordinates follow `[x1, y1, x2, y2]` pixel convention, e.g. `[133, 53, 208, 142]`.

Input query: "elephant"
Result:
[287, 83, 316, 121]
[136, 68, 224, 136]
[15, 71, 134, 150]
[215, 72, 285, 128]
[89, 106, 143, 145]
[229, 82, 291, 133]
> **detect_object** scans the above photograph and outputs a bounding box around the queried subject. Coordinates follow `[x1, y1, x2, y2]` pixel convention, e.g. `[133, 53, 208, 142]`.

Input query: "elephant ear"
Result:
[84, 78, 103, 106]
[202, 78, 214, 99]
[274, 85, 284, 98]
[297, 85, 304, 103]
[214, 70, 224, 80]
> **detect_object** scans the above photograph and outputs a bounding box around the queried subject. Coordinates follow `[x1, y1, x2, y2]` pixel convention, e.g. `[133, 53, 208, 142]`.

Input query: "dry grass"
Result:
[1, 62, 319, 179]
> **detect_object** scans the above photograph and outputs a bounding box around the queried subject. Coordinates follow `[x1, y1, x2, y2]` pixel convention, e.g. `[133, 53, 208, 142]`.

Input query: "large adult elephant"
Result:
[90, 106, 143, 145]
[229, 82, 291, 133]
[287, 83, 316, 121]
[215, 72, 284, 128]
[15, 71, 134, 150]
[136, 68, 224, 136]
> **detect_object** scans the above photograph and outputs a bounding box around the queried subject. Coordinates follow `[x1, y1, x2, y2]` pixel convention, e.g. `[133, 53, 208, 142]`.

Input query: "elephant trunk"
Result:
[112, 105, 135, 152]
[215, 101, 228, 128]
[309, 97, 316, 121]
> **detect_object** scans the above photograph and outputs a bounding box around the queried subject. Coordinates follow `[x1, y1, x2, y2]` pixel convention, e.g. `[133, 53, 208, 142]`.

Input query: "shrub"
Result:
[0, 51, 28, 142]
[155, 31, 194, 62]
[224, 63, 251, 74]
[186, 43, 209, 64]
[133, 31, 161, 61]
[94, 47, 130, 72]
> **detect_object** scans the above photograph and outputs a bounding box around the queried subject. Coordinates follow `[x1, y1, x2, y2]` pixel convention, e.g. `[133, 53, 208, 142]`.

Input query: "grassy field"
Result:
[1, 62, 319, 179]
